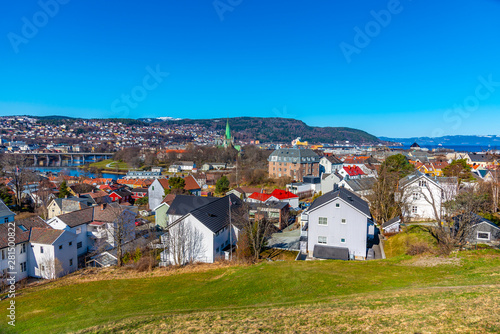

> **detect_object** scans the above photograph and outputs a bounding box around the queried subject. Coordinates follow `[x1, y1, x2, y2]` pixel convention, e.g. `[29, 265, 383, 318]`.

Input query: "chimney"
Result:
[101, 203, 106, 210]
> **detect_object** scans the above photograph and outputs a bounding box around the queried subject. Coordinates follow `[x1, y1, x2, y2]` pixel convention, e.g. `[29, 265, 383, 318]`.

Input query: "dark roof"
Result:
[0, 216, 50, 249]
[131, 188, 148, 193]
[313, 245, 349, 260]
[55, 207, 94, 227]
[308, 188, 371, 217]
[344, 177, 377, 192]
[166, 195, 218, 216]
[112, 189, 133, 198]
[29, 227, 65, 245]
[52, 198, 89, 212]
[325, 155, 342, 164]
[188, 194, 243, 233]
[0, 199, 14, 219]
[468, 153, 494, 163]
[249, 201, 288, 210]
[398, 170, 426, 188]
[410, 142, 420, 148]
[382, 216, 401, 228]
[454, 213, 500, 230]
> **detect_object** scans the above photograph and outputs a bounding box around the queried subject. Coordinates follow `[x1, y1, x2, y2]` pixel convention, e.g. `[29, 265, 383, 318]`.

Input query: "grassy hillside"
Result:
[167, 117, 381, 144]
[1, 250, 500, 333]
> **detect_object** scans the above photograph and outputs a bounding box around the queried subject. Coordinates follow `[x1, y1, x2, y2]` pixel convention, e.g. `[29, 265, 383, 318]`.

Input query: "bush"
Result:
[122, 252, 131, 264]
[135, 256, 155, 272]
[406, 241, 431, 256]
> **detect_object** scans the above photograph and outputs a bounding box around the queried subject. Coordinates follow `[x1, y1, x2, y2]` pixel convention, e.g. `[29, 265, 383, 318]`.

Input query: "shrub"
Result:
[135, 256, 154, 272]
[122, 252, 131, 264]
[406, 241, 431, 256]
[134, 248, 142, 262]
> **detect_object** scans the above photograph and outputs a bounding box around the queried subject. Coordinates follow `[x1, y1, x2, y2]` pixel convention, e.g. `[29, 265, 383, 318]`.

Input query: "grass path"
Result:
[1, 250, 500, 333]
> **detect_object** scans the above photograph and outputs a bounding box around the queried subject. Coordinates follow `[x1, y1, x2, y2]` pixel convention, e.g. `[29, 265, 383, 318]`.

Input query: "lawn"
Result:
[2, 250, 500, 333]
[88, 159, 131, 171]
[384, 225, 437, 258]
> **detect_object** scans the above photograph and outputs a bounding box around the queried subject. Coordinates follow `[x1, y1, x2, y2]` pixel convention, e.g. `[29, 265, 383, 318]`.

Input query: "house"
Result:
[465, 214, 500, 244]
[109, 188, 133, 204]
[46, 204, 136, 257]
[320, 172, 343, 194]
[303, 188, 374, 260]
[286, 182, 314, 199]
[153, 194, 176, 228]
[124, 170, 161, 180]
[131, 188, 148, 200]
[302, 176, 322, 194]
[248, 201, 290, 230]
[80, 190, 112, 206]
[268, 148, 320, 179]
[168, 161, 195, 173]
[226, 186, 262, 199]
[161, 194, 243, 265]
[0, 216, 51, 282]
[47, 197, 89, 219]
[269, 189, 299, 208]
[247, 192, 278, 204]
[28, 228, 77, 279]
[0, 199, 15, 224]
[382, 216, 401, 234]
[339, 166, 365, 180]
[201, 163, 227, 171]
[148, 176, 202, 211]
[398, 171, 458, 221]
[465, 153, 497, 168]
[319, 155, 343, 175]
[339, 177, 377, 198]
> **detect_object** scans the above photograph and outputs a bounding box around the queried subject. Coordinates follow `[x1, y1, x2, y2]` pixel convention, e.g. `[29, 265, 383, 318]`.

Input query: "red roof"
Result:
[270, 189, 298, 200]
[343, 166, 365, 177]
[248, 192, 272, 202]
[184, 175, 201, 191]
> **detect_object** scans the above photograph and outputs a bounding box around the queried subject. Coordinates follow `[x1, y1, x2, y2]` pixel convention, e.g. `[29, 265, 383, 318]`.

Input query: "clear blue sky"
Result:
[1, 0, 500, 137]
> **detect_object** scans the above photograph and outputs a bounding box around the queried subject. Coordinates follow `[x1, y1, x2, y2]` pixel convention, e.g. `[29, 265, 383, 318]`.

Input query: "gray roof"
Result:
[344, 177, 377, 192]
[268, 148, 320, 163]
[166, 195, 218, 216]
[52, 198, 89, 212]
[398, 171, 426, 188]
[382, 216, 401, 228]
[0, 199, 14, 219]
[325, 155, 342, 164]
[249, 201, 289, 210]
[468, 153, 494, 163]
[313, 245, 349, 260]
[308, 187, 371, 217]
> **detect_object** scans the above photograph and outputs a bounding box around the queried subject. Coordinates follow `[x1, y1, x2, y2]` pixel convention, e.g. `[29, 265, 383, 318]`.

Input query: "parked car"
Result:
[135, 218, 148, 226]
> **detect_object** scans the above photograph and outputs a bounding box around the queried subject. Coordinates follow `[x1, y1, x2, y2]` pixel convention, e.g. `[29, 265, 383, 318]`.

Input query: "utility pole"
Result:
[229, 195, 232, 261]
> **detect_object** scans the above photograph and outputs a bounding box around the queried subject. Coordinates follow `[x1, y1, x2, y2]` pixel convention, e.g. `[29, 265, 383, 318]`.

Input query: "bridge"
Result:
[14, 152, 115, 166]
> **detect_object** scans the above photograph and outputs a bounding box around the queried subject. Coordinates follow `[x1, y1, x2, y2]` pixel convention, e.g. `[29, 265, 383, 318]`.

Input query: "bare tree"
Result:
[0, 154, 37, 209]
[101, 204, 136, 266]
[40, 255, 64, 279]
[165, 220, 206, 265]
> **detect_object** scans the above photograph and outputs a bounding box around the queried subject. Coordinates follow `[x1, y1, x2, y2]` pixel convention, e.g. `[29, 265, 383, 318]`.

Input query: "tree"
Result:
[135, 196, 148, 206]
[102, 203, 137, 267]
[58, 181, 71, 198]
[443, 159, 473, 184]
[40, 255, 64, 279]
[0, 154, 37, 209]
[165, 220, 206, 265]
[165, 177, 185, 195]
[216, 176, 230, 195]
[381, 154, 414, 177]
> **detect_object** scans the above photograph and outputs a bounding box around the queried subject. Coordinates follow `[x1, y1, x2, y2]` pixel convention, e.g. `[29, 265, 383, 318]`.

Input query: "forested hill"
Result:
[164, 117, 382, 144]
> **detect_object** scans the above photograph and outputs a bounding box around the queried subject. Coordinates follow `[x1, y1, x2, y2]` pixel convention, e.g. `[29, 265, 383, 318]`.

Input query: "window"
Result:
[1, 249, 4, 260]
[318, 236, 327, 244]
[419, 180, 427, 187]
[70, 259, 73, 266]
[216, 247, 219, 253]
[59, 245, 63, 250]
[69, 241, 72, 246]
[152, 186, 154, 191]
[412, 192, 419, 200]
[40, 246, 44, 253]
[341, 238, 346, 243]
[76, 227, 82, 234]
[20, 243, 26, 254]
[335, 203, 340, 208]
[318, 217, 328, 226]
[4, 218, 8, 223]
[477, 232, 490, 240]
[20, 262, 26, 272]
[41, 265, 45, 272]
[412, 206, 418, 214]
[341, 219, 346, 224]
[77, 242, 82, 249]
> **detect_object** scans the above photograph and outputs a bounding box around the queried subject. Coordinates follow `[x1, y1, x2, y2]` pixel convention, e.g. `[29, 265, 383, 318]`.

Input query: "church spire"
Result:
[225, 118, 231, 140]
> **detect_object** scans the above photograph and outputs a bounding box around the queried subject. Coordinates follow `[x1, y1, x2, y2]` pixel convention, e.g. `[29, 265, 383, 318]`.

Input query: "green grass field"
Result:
[1, 250, 500, 333]
[88, 159, 131, 171]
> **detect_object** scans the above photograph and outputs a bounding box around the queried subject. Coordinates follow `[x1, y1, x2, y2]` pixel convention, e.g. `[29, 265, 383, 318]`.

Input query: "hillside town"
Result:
[1, 119, 499, 287]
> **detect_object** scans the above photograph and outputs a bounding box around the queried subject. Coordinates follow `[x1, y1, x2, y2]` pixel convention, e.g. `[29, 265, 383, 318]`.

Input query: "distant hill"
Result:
[166, 117, 382, 144]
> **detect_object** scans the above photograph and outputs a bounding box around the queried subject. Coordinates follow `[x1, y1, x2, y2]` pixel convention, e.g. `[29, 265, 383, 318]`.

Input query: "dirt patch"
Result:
[408, 256, 461, 267]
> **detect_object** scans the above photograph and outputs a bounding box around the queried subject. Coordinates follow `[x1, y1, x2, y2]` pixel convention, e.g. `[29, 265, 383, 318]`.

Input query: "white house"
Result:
[29, 228, 77, 279]
[168, 161, 195, 173]
[339, 177, 377, 199]
[148, 179, 170, 212]
[398, 171, 458, 221]
[161, 195, 241, 265]
[303, 188, 374, 260]
[319, 156, 343, 175]
[320, 172, 343, 194]
[0, 199, 15, 224]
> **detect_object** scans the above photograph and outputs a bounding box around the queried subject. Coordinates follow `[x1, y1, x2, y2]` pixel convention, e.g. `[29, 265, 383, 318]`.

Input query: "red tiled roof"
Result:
[184, 175, 201, 191]
[343, 166, 365, 176]
[248, 192, 272, 202]
[270, 189, 298, 200]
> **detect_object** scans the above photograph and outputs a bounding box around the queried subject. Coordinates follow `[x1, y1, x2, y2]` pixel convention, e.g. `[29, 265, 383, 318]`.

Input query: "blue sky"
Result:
[1, 0, 500, 137]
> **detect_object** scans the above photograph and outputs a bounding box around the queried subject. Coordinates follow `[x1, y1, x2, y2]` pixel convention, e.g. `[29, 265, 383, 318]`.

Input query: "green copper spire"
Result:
[225, 119, 231, 140]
